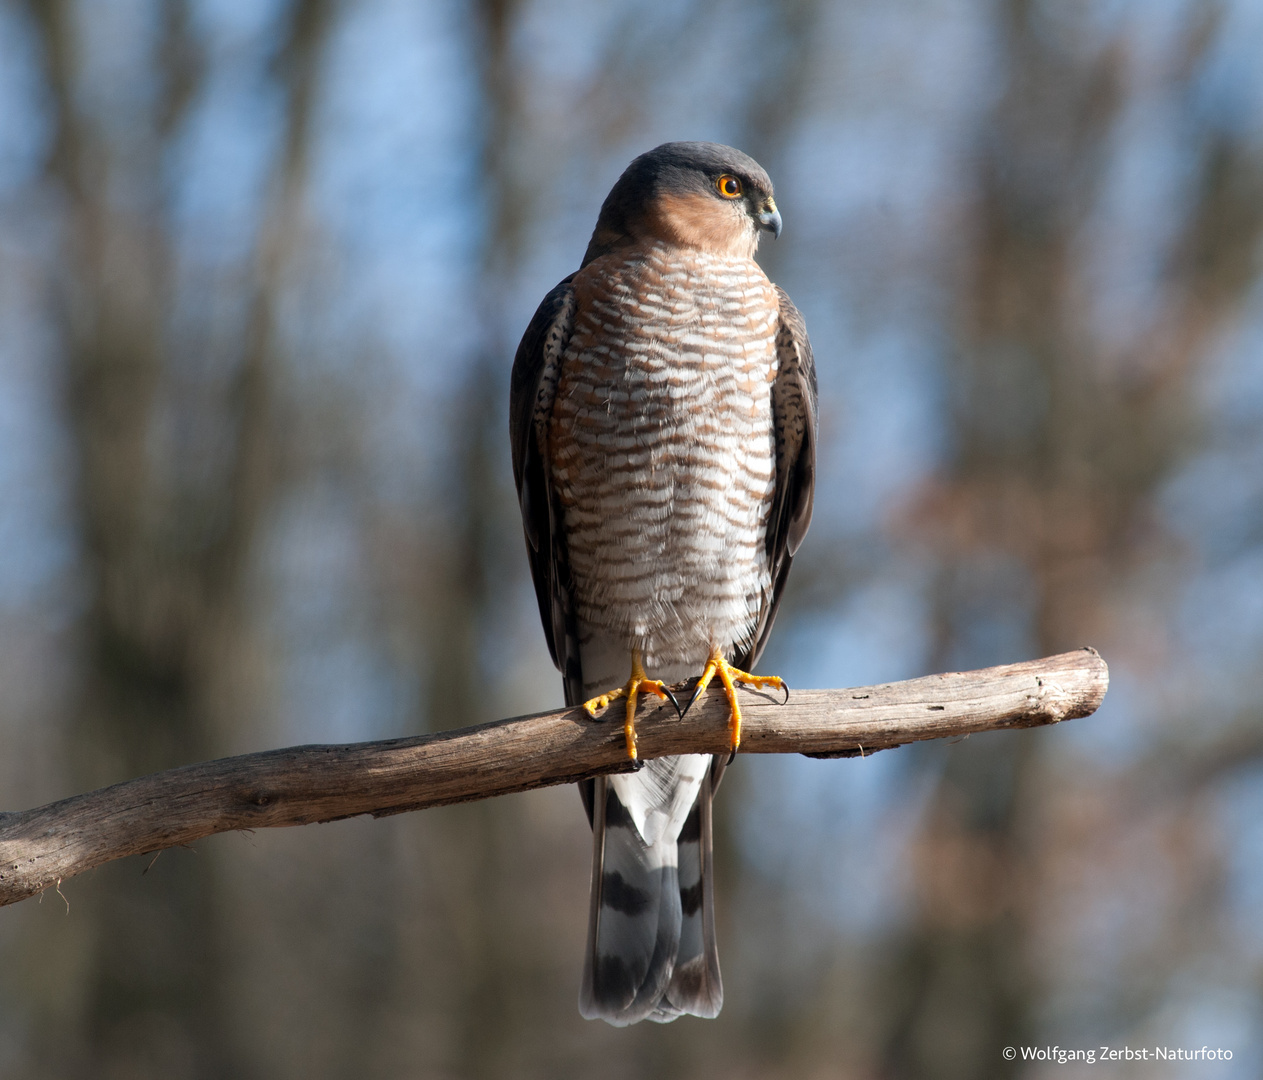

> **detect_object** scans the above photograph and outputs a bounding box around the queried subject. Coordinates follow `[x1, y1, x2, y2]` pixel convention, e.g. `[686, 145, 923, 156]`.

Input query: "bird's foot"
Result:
[688, 649, 789, 752]
[583, 651, 678, 761]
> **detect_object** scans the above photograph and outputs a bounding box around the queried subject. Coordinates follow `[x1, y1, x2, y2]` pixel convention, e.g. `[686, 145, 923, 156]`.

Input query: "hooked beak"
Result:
[757, 200, 782, 239]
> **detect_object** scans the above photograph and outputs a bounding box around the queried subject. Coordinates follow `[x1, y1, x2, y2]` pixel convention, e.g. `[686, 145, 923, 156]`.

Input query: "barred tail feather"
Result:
[580, 777, 680, 1025]
[655, 761, 723, 1020]
[579, 755, 722, 1026]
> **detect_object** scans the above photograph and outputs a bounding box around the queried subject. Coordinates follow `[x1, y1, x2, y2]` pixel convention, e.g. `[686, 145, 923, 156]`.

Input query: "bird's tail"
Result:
[579, 755, 723, 1025]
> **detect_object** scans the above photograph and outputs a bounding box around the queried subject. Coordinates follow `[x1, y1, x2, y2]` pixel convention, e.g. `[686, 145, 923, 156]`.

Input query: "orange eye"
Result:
[715, 174, 743, 199]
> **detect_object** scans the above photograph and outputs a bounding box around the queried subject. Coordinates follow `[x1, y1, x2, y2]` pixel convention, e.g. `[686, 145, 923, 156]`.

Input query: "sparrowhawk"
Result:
[510, 142, 817, 1025]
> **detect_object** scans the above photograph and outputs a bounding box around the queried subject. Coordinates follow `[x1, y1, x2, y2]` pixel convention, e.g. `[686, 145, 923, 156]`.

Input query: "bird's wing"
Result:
[740, 285, 818, 671]
[509, 276, 583, 705]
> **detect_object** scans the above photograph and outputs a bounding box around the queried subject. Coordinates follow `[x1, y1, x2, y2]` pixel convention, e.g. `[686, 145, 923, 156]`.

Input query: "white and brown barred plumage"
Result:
[510, 142, 817, 1025]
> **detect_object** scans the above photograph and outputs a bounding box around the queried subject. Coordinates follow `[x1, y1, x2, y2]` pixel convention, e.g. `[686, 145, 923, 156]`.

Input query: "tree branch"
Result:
[0, 648, 1106, 907]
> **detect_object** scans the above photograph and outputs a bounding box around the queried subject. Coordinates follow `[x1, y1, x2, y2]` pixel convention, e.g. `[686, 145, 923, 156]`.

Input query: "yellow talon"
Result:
[692, 648, 787, 752]
[582, 649, 671, 760]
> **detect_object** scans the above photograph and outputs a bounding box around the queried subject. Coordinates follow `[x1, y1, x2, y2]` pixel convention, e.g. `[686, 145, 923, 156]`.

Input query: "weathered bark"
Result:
[0, 649, 1106, 907]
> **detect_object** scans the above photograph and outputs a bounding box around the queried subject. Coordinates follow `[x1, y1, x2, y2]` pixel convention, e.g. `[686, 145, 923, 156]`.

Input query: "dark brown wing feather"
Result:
[737, 285, 817, 671]
[509, 276, 583, 706]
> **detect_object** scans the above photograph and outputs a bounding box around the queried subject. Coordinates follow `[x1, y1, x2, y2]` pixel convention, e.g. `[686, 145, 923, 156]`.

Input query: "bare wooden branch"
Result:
[0, 648, 1106, 907]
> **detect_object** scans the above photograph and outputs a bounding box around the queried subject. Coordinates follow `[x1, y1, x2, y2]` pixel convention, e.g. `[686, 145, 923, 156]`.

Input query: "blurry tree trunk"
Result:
[27, 4, 228, 1074]
[419, 3, 532, 1076]
[24, 1, 331, 1075]
[880, 5, 1263, 1078]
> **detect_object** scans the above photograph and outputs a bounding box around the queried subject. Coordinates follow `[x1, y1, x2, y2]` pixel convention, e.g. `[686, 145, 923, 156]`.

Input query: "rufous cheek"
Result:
[644, 192, 755, 257]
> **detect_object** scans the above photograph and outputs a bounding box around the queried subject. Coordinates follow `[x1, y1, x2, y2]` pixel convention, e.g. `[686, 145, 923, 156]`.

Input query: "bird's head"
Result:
[582, 142, 781, 265]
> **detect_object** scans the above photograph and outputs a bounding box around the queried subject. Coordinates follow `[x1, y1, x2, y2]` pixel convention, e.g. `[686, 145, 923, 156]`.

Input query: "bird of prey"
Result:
[510, 142, 816, 1025]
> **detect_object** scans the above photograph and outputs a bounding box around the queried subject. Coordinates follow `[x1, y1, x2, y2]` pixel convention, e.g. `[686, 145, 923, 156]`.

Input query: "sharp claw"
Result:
[682, 678, 704, 718]
[663, 685, 682, 718]
[780, 680, 790, 705]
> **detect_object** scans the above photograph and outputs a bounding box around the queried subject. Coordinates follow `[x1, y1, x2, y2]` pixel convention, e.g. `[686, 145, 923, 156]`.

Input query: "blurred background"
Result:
[2, 0, 1263, 1077]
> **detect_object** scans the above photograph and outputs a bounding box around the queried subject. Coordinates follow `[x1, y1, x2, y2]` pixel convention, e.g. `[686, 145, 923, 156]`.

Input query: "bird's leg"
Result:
[583, 649, 677, 761]
[688, 647, 788, 752]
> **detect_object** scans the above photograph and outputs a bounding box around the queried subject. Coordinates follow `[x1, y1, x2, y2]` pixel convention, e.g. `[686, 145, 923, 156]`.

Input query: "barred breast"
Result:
[549, 241, 780, 681]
